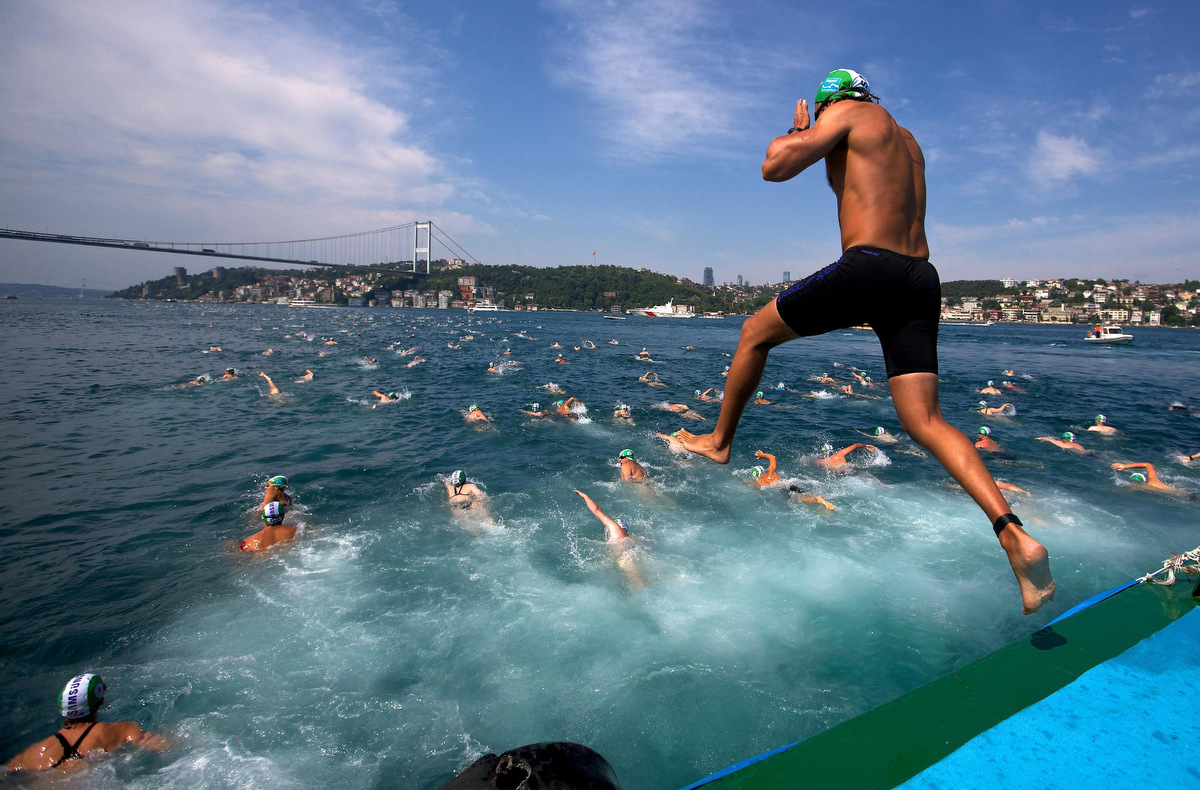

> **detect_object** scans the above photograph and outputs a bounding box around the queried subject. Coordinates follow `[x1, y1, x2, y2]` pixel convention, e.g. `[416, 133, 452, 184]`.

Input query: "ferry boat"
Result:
[289, 299, 336, 308]
[469, 300, 502, 312]
[627, 298, 695, 318]
[1084, 324, 1134, 344]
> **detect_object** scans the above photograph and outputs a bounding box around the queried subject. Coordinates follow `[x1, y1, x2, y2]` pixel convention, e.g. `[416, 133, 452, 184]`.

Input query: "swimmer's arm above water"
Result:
[574, 490, 628, 541]
[762, 98, 853, 182]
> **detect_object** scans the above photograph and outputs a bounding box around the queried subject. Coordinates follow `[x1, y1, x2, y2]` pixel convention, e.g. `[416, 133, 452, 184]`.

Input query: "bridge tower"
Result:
[414, 221, 432, 274]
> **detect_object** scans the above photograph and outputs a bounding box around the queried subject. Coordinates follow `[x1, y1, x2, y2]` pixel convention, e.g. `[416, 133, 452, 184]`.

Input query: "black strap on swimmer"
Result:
[992, 513, 1023, 537]
[51, 722, 98, 767]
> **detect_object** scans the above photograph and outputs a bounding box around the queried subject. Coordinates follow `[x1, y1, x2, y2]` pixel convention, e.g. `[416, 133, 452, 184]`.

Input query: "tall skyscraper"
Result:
[782, 270, 791, 284]
[703, 266, 714, 287]
[737, 274, 743, 287]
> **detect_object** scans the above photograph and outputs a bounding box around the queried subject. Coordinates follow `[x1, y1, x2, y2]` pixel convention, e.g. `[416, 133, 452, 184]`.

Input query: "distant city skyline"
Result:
[2, 1, 1198, 290]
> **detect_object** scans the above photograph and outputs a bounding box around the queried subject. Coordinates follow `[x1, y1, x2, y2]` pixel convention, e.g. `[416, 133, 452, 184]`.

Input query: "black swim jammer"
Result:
[775, 247, 941, 378]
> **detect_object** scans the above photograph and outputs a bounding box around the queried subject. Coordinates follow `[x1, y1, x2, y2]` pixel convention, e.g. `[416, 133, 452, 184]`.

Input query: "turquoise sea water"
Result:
[1, 300, 1197, 789]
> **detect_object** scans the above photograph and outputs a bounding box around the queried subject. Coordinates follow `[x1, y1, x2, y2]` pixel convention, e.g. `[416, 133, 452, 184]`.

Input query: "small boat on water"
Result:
[1084, 324, 1134, 344]
[627, 298, 695, 318]
[603, 314, 626, 320]
[289, 299, 336, 308]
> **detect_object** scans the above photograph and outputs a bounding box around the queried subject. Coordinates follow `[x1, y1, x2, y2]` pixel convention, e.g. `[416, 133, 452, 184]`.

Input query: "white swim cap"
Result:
[263, 501, 285, 524]
[820, 443, 834, 457]
[531, 403, 540, 412]
[874, 427, 885, 436]
[61, 674, 105, 720]
[979, 401, 988, 408]
[978, 426, 991, 437]
[756, 391, 764, 399]
[451, 470, 465, 486]
[615, 518, 628, 531]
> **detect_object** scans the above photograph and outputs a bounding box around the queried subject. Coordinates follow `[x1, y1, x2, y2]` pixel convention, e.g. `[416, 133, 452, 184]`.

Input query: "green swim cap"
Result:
[60, 673, 105, 720]
[695, 389, 701, 396]
[1063, 431, 1075, 442]
[978, 426, 991, 437]
[987, 380, 994, 387]
[751, 465, 765, 478]
[531, 403, 540, 412]
[619, 449, 634, 459]
[820, 443, 834, 457]
[451, 470, 465, 486]
[387, 392, 398, 399]
[815, 68, 870, 106]
[1095, 414, 1106, 424]
[979, 401, 988, 408]
[268, 475, 289, 489]
[1130, 472, 1147, 483]
[874, 426, 885, 436]
[555, 399, 565, 407]
[263, 501, 285, 524]
[756, 391, 764, 399]
[469, 403, 479, 412]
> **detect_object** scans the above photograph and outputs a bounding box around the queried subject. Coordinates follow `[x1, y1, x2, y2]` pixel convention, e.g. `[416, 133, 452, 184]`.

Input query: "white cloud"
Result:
[1027, 131, 1103, 189]
[542, 0, 768, 161]
[0, 0, 459, 238]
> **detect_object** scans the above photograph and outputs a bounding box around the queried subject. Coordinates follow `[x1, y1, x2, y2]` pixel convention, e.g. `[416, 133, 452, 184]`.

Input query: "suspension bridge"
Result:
[0, 221, 480, 274]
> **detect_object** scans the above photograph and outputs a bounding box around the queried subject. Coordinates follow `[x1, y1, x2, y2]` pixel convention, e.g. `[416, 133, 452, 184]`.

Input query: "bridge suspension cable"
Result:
[0, 221, 481, 274]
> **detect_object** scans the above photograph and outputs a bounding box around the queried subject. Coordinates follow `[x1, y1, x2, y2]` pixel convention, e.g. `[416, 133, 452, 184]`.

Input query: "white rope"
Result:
[1139, 545, 1200, 586]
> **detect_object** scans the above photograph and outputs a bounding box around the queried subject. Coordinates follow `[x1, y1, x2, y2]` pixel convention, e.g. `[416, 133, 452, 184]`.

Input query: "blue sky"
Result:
[1, 0, 1197, 291]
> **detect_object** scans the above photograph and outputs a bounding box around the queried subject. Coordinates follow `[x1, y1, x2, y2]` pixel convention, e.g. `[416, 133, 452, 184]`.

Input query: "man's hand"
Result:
[793, 99, 811, 131]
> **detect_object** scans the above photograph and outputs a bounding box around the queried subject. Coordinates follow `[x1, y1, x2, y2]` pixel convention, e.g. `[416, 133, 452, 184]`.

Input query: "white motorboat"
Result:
[1084, 324, 1134, 344]
[470, 301, 502, 312]
[627, 298, 695, 318]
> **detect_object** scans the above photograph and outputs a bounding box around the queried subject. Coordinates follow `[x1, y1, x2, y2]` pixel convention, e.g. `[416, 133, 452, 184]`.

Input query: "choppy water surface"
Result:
[1, 301, 1198, 789]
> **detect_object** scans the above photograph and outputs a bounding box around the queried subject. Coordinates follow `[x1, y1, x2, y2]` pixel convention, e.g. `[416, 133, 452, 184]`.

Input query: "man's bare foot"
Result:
[999, 525, 1055, 615]
[674, 430, 730, 464]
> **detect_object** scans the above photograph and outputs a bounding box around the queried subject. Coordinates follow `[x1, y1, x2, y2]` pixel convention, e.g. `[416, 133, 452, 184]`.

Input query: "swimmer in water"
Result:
[1036, 432, 1087, 453]
[206, 346, 222, 353]
[975, 426, 1001, 453]
[179, 375, 209, 387]
[980, 380, 1002, 396]
[658, 403, 705, 420]
[683, 345, 696, 351]
[372, 391, 401, 408]
[446, 470, 494, 524]
[640, 371, 665, 386]
[1001, 380, 1024, 393]
[363, 356, 375, 365]
[1001, 369, 1015, 377]
[520, 402, 550, 419]
[405, 355, 425, 368]
[240, 502, 298, 552]
[1168, 401, 1188, 412]
[816, 442, 878, 471]
[613, 403, 634, 423]
[486, 362, 502, 374]
[655, 431, 689, 454]
[554, 354, 568, 364]
[1111, 462, 1186, 495]
[261, 475, 291, 507]
[543, 383, 565, 394]
[609, 339, 619, 345]
[697, 388, 723, 401]
[720, 365, 730, 377]
[554, 397, 584, 416]
[978, 401, 1013, 416]
[573, 489, 643, 585]
[817, 372, 837, 385]
[257, 371, 281, 395]
[637, 347, 652, 359]
[550, 342, 563, 349]
[749, 450, 781, 486]
[295, 370, 314, 383]
[4, 674, 168, 773]
[618, 449, 649, 482]
[464, 404, 489, 423]
[859, 426, 899, 444]
[221, 368, 237, 380]
[1087, 414, 1117, 435]
[323, 339, 337, 346]
[583, 340, 596, 349]
[399, 346, 420, 356]
[753, 390, 771, 405]
[1177, 451, 1200, 464]
[851, 371, 875, 386]
[262, 348, 275, 355]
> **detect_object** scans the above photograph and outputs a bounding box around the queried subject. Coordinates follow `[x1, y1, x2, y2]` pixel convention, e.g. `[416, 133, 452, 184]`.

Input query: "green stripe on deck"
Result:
[702, 582, 1197, 789]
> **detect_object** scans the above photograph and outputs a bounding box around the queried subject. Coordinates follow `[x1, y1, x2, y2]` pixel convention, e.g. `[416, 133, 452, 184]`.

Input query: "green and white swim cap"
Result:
[820, 443, 834, 457]
[615, 518, 629, 531]
[751, 465, 765, 478]
[979, 400, 988, 408]
[469, 403, 479, 412]
[555, 399, 565, 407]
[451, 470, 465, 486]
[1095, 414, 1106, 424]
[61, 674, 105, 720]
[874, 426, 885, 436]
[1130, 472, 1147, 483]
[978, 426, 991, 437]
[263, 501, 285, 524]
[694, 389, 701, 397]
[619, 449, 634, 459]
[987, 380, 994, 386]
[815, 68, 870, 105]
[756, 391, 764, 399]
[1063, 431, 1076, 442]
[268, 475, 288, 489]
[531, 403, 540, 412]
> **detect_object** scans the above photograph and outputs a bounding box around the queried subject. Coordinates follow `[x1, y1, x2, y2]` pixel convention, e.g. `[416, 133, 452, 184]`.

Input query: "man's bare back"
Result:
[764, 99, 928, 258]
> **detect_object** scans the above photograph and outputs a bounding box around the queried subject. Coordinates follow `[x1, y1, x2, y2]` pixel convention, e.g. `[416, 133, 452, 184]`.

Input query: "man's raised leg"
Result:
[889, 372, 1055, 614]
[676, 300, 798, 463]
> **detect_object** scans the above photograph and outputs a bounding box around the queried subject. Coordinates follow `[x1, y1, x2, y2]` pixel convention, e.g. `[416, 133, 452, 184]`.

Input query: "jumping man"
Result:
[674, 68, 1053, 614]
